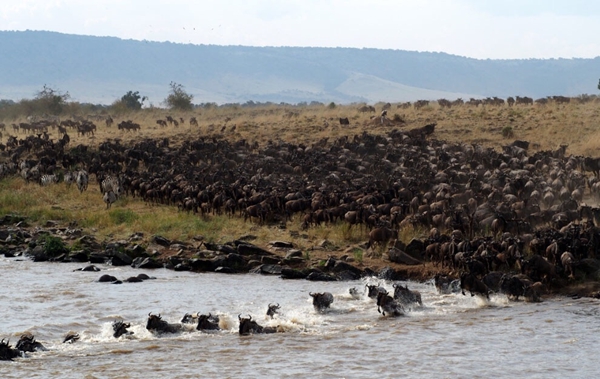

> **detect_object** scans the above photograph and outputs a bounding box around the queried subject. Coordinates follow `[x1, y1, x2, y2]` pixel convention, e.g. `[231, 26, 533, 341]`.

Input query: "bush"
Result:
[42, 235, 69, 257]
[165, 82, 193, 111]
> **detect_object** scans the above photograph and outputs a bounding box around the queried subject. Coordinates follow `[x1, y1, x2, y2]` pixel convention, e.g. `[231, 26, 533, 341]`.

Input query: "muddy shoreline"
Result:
[2, 216, 599, 299]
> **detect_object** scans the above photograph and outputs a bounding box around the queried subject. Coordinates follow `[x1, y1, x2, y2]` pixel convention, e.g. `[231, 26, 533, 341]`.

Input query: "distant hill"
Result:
[0, 30, 599, 105]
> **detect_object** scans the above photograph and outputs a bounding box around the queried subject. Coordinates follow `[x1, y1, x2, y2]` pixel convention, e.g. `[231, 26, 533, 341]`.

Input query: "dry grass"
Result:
[2, 99, 596, 156]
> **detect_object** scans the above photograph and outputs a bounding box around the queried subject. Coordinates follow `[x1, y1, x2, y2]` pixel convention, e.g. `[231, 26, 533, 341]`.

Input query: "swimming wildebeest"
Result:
[376, 290, 404, 317]
[266, 303, 281, 319]
[393, 283, 423, 307]
[15, 333, 46, 353]
[113, 320, 134, 338]
[238, 315, 277, 335]
[309, 292, 334, 312]
[146, 313, 182, 334]
[460, 272, 491, 299]
[366, 284, 387, 299]
[0, 339, 21, 360]
[196, 313, 220, 331]
[62, 332, 80, 344]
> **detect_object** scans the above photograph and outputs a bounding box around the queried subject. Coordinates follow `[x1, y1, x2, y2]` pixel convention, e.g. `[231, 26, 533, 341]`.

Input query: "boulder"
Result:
[405, 239, 425, 261]
[152, 235, 171, 247]
[132, 257, 163, 269]
[306, 270, 337, 281]
[388, 248, 422, 265]
[280, 268, 308, 279]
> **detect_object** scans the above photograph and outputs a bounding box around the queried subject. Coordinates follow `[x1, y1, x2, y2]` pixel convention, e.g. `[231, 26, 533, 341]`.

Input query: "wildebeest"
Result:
[349, 287, 361, 299]
[238, 315, 277, 335]
[103, 190, 117, 209]
[266, 303, 281, 319]
[98, 274, 118, 283]
[0, 339, 21, 360]
[15, 333, 46, 352]
[113, 320, 134, 338]
[393, 283, 423, 307]
[460, 272, 490, 299]
[146, 313, 182, 334]
[196, 313, 220, 331]
[499, 274, 526, 300]
[376, 290, 404, 317]
[366, 284, 387, 299]
[367, 227, 397, 249]
[62, 332, 80, 344]
[309, 292, 334, 312]
[433, 273, 461, 294]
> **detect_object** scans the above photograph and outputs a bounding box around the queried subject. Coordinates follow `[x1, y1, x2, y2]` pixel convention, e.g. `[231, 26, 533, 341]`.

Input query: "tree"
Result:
[35, 84, 70, 115]
[598, 78, 600, 91]
[165, 82, 193, 111]
[120, 90, 147, 110]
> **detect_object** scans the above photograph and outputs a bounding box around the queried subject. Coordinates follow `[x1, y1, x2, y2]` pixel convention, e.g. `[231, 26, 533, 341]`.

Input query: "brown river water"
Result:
[1, 256, 598, 378]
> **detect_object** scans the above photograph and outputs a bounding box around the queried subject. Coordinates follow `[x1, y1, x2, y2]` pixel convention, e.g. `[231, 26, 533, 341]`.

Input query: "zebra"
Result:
[64, 171, 75, 187]
[40, 174, 59, 186]
[101, 175, 122, 197]
[103, 190, 117, 209]
[76, 170, 89, 193]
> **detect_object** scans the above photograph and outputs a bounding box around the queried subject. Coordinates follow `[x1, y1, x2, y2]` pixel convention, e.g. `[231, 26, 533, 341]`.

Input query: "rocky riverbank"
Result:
[2, 214, 600, 299]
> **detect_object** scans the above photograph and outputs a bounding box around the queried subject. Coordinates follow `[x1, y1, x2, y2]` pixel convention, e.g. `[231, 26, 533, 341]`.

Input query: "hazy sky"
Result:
[2, 0, 599, 59]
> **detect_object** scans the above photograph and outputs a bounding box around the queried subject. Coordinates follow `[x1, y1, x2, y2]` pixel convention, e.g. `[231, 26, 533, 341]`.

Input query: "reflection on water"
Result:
[1, 257, 598, 378]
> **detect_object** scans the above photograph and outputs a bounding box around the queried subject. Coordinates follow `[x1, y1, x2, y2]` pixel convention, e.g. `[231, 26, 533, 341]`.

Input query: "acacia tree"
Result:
[34, 84, 70, 115]
[119, 90, 147, 110]
[165, 81, 193, 110]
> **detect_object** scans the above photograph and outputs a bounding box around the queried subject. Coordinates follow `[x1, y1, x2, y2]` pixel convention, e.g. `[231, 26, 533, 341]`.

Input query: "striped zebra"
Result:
[64, 171, 75, 187]
[75, 170, 89, 193]
[100, 175, 122, 197]
[40, 174, 59, 186]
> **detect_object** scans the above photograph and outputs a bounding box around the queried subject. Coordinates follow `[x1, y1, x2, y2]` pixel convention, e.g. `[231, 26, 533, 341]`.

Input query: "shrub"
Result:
[42, 235, 69, 257]
[109, 209, 139, 225]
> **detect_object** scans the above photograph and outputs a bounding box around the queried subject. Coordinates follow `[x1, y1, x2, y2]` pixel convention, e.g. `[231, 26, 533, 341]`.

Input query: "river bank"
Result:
[2, 215, 599, 299]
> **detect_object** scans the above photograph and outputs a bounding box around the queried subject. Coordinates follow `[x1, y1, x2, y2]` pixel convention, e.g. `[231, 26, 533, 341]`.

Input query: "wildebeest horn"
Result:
[208, 313, 212, 318]
[276, 303, 280, 308]
[148, 312, 152, 317]
[238, 314, 242, 321]
[309, 292, 315, 297]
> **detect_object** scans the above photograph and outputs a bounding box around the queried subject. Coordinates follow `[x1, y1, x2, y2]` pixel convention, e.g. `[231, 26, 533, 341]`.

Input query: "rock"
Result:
[337, 270, 361, 281]
[284, 250, 303, 259]
[225, 253, 249, 271]
[68, 250, 89, 263]
[214, 266, 236, 274]
[137, 273, 155, 280]
[318, 240, 336, 250]
[388, 248, 422, 265]
[405, 239, 425, 261]
[280, 267, 308, 279]
[190, 258, 217, 272]
[237, 243, 272, 256]
[378, 266, 401, 281]
[152, 235, 171, 247]
[28, 245, 48, 262]
[306, 271, 337, 281]
[109, 251, 133, 266]
[237, 234, 257, 242]
[250, 264, 283, 275]
[332, 261, 363, 277]
[89, 252, 109, 264]
[132, 257, 163, 269]
[174, 263, 191, 271]
[261, 255, 280, 265]
[269, 241, 294, 248]
[74, 265, 101, 272]
[78, 235, 101, 250]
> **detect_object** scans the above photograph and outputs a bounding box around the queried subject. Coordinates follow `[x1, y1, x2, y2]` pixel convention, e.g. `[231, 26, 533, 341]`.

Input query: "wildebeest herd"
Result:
[0, 280, 431, 361]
